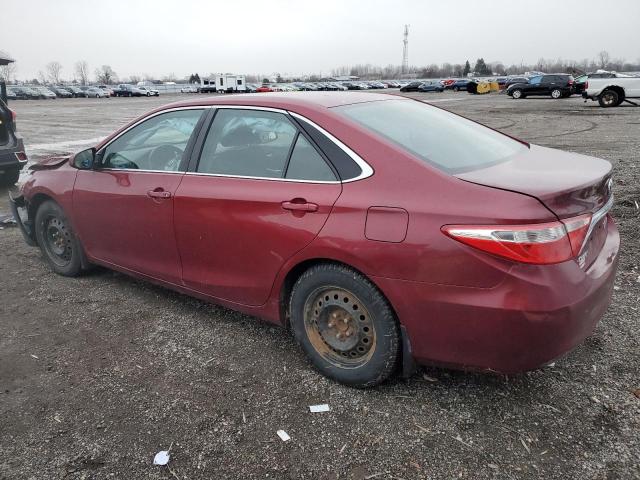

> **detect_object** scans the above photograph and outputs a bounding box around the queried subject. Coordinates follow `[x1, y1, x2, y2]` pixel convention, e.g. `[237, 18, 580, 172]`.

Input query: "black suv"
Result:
[506, 74, 575, 99]
[0, 98, 27, 186]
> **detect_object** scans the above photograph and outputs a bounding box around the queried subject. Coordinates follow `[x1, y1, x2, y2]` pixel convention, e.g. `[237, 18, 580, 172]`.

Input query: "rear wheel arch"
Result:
[278, 258, 399, 329]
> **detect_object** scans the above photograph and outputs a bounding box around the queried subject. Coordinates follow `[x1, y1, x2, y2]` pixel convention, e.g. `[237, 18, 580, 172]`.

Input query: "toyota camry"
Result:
[10, 92, 619, 387]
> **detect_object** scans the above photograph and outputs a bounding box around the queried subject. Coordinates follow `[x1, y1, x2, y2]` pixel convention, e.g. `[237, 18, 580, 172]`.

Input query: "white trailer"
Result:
[200, 74, 247, 94]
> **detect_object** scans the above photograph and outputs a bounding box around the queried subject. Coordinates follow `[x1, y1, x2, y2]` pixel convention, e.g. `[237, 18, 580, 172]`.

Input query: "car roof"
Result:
[160, 91, 402, 112]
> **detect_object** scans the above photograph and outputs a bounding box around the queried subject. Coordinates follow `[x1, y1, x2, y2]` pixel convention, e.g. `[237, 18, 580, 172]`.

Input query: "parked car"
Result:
[256, 84, 274, 93]
[0, 98, 27, 185]
[503, 77, 529, 90]
[49, 86, 73, 98]
[9, 86, 40, 100]
[399, 81, 425, 92]
[441, 79, 457, 89]
[583, 72, 640, 107]
[418, 81, 444, 93]
[507, 74, 575, 99]
[65, 86, 85, 98]
[138, 86, 160, 97]
[97, 85, 114, 97]
[85, 87, 109, 98]
[181, 85, 199, 93]
[5, 88, 17, 101]
[10, 92, 619, 387]
[451, 79, 473, 91]
[113, 84, 146, 97]
[573, 75, 588, 96]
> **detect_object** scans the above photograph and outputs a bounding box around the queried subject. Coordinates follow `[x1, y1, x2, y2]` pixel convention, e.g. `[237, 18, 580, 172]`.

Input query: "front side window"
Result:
[197, 109, 298, 178]
[101, 109, 204, 171]
[336, 99, 527, 174]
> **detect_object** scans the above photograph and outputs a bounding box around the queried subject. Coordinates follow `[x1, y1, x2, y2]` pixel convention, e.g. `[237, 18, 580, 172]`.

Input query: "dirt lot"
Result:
[1, 92, 639, 480]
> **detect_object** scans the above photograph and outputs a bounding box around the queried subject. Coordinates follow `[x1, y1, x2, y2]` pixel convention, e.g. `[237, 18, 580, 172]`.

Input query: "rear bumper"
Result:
[0, 137, 27, 170]
[374, 218, 620, 374]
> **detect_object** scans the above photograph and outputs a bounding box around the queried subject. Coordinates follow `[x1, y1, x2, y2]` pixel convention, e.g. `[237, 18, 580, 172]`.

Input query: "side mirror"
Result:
[72, 148, 96, 170]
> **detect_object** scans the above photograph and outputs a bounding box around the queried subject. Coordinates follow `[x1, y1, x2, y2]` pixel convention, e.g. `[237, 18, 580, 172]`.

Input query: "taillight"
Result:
[10, 109, 16, 122]
[442, 215, 593, 265]
[585, 81, 589, 89]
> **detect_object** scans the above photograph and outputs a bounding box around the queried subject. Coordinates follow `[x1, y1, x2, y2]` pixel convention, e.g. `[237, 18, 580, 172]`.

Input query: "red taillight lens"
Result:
[585, 81, 589, 89]
[561, 214, 592, 255]
[442, 216, 593, 265]
[10, 109, 16, 122]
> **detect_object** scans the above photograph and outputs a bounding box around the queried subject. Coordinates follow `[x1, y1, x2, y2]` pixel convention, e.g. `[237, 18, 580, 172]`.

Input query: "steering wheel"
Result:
[148, 145, 184, 171]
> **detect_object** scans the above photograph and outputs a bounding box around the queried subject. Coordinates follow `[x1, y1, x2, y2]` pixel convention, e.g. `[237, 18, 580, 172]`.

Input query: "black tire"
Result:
[0, 167, 20, 186]
[290, 263, 400, 387]
[550, 88, 562, 99]
[598, 89, 621, 108]
[34, 200, 84, 277]
[511, 88, 524, 99]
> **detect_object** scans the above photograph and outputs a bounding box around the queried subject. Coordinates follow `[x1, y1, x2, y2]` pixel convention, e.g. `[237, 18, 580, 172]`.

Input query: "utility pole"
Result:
[402, 25, 409, 74]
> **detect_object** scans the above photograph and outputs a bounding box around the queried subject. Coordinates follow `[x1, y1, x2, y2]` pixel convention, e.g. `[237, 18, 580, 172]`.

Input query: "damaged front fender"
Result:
[9, 191, 37, 246]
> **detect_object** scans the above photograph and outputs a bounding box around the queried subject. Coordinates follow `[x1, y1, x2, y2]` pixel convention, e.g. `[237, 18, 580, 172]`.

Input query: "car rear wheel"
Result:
[453, 86, 460, 92]
[35, 200, 84, 277]
[0, 167, 20, 186]
[598, 89, 621, 107]
[511, 88, 523, 99]
[290, 263, 400, 387]
[551, 88, 562, 99]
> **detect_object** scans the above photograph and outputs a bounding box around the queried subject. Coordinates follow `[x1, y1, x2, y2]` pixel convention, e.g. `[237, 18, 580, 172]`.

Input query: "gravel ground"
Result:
[0, 91, 639, 480]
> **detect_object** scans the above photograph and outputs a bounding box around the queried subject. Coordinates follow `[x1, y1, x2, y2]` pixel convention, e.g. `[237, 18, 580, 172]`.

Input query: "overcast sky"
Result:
[2, 0, 639, 80]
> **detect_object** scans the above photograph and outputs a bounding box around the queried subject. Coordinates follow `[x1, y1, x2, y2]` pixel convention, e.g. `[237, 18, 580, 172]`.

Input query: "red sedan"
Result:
[10, 92, 619, 387]
[256, 85, 274, 93]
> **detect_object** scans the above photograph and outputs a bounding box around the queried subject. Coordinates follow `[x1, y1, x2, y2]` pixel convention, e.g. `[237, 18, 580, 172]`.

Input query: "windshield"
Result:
[335, 99, 527, 174]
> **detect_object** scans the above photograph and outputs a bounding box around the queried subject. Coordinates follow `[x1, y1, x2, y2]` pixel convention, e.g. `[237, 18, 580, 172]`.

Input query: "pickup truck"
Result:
[583, 73, 640, 107]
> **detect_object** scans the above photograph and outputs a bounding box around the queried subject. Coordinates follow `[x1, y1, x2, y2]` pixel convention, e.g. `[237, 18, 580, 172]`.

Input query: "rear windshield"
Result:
[335, 99, 526, 174]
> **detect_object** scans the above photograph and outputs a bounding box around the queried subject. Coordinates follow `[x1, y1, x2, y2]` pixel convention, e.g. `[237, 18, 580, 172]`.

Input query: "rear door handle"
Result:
[282, 200, 318, 212]
[147, 189, 172, 199]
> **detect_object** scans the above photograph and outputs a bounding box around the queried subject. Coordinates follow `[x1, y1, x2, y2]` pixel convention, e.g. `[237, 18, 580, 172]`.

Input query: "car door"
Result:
[540, 75, 556, 95]
[174, 107, 342, 306]
[72, 107, 206, 284]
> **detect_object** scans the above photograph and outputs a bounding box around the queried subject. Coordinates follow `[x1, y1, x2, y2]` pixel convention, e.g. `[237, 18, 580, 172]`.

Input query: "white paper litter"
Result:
[309, 404, 331, 413]
[153, 450, 171, 466]
[276, 430, 290, 442]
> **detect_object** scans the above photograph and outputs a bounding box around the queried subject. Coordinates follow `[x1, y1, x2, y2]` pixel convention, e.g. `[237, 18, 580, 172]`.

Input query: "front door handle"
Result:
[282, 200, 318, 212]
[147, 189, 172, 199]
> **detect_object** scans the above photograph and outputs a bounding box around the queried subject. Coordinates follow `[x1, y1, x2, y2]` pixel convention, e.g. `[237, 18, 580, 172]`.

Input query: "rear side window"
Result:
[335, 99, 527, 174]
[285, 135, 336, 181]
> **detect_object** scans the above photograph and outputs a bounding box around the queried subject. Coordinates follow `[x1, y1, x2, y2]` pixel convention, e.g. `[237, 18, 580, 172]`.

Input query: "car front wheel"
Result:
[511, 88, 523, 99]
[290, 263, 400, 387]
[551, 88, 562, 99]
[35, 200, 84, 277]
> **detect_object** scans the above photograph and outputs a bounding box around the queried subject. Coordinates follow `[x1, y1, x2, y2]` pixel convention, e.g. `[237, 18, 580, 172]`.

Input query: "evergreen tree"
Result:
[462, 60, 471, 77]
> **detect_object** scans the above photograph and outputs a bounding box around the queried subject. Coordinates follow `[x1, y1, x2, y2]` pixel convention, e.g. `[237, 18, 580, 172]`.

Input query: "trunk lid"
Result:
[456, 144, 613, 269]
[456, 145, 612, 219]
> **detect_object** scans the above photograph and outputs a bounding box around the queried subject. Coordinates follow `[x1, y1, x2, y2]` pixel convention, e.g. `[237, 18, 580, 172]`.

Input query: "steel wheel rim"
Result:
[303, 287, 376, 369]
[42, 216, 72, 266]
[602, 92, 615, 105]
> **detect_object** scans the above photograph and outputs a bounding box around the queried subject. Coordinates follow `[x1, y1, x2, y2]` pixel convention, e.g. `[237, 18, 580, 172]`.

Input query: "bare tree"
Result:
[128, 75, 141, 84]
[0, 62, 16, 83]
[95, 65, 117, 84]
[37, 70, 47, 84]
[75, 60, 89, 85]
[597, 51, 610, 69]
[46, 61, 63, 84]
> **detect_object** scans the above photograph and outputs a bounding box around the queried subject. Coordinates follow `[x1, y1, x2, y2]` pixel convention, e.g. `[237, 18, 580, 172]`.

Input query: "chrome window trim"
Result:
[97, 104, 374, 184]
[288, 111, 374, 183]
[99, 168, 185, 175]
